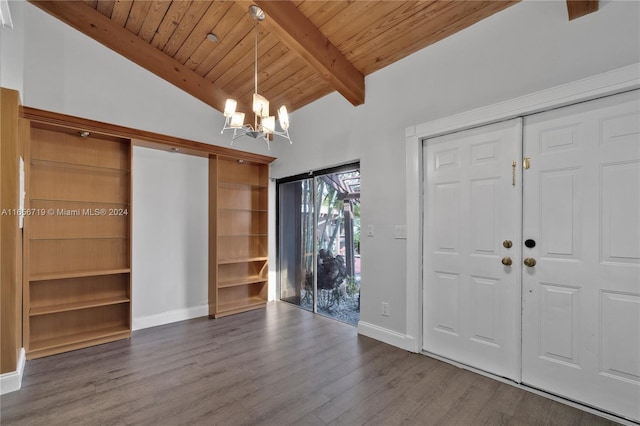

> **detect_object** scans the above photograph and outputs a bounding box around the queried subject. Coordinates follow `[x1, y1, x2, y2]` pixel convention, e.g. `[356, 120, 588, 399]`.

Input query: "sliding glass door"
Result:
[278, 178, 315, 311]
[278, 164, 360, 324]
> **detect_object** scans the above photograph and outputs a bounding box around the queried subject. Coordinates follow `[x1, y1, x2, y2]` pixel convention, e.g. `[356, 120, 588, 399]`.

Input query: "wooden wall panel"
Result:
[217, 185, 267, 210]
[29, 166, 129, 204]
[30, 128, 129, 169]
[29, 200, 128, 239]
[29, 239, 129, 278]
[29, 274, 129, 311]
[218, 235, 268, 262]
[0, 88, 22, 374]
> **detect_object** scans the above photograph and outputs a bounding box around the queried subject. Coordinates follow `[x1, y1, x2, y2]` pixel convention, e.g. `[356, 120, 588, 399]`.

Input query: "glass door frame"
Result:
[276, 161, 360, 317]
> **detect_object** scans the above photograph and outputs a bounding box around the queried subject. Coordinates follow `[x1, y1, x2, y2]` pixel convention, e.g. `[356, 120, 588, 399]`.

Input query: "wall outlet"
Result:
[381, 302, 390, 316]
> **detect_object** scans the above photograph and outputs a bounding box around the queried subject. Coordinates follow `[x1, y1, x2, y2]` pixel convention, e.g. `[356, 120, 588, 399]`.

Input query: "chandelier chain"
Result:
[254, 20, 258, 95]
[254, 20, 258, 130]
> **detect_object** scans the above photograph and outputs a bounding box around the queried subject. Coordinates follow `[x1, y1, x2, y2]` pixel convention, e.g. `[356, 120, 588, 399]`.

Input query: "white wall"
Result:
[269, 0, 640, 338]
[132, 146, 208, 330]
[0, 0, 24, 94]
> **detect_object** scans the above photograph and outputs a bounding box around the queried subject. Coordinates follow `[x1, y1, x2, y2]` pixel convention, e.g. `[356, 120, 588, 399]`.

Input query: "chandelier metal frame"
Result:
[220, 5, 292, 149]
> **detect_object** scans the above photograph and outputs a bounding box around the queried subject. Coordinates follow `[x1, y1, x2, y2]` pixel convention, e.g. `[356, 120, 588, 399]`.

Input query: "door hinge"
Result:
[512, 160, 517, 186]
[523, 157, 531, 170]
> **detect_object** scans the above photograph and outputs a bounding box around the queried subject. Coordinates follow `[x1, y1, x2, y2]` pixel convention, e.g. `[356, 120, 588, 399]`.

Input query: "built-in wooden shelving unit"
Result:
[15, 108, 274, 359]
[209, 157, 269, 318]
[24, 125, 132, 359]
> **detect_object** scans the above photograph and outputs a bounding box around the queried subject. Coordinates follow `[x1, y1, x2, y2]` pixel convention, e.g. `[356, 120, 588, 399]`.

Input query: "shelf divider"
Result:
[218, 277, 267, 288]
[217, 257, 268, 265]
[30, 269, 131, 282]
[28, 326, 131, 358]
[30, 297, 130, 316]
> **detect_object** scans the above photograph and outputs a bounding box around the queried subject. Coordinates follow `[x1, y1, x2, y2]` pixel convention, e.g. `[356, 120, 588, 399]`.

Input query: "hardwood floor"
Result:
[1, 302, 618, 425]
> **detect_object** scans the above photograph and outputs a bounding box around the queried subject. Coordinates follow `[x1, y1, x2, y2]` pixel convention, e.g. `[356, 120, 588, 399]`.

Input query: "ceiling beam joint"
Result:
[566, 0, 599, 20]
[252, 0, 365, 107]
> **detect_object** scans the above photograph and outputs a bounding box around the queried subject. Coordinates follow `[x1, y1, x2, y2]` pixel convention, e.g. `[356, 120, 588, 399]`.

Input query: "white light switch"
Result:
[367, 225, 374, 237]
[395, 225, 407, 239]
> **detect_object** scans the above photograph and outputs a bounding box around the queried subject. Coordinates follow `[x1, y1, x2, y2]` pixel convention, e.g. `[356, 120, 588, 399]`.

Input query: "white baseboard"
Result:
[404, 334, 419, 353]
[0, 348, 26, 395]
[132, 304, 209, 331]
[357, 321, 407, 349]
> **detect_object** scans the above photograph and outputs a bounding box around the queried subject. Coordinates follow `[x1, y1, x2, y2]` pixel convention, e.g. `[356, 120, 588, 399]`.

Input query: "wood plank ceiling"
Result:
[29, 1, 598, 115]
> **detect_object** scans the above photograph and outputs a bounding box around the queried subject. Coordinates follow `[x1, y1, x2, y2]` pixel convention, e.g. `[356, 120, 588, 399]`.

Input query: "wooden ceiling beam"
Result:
[566, 0, 598, 20]
[251, 0, 365, 107]
[28, 0, 236, 113]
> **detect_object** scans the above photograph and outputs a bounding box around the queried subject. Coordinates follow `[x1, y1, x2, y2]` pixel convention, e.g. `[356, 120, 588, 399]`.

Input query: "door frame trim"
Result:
[404, 63, 640, 354]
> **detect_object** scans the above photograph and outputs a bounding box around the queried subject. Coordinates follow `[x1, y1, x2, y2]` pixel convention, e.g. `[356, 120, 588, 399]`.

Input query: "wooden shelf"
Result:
[219, 208, 268, 213]
[30, 198, 130, 206]
[218, 181, 267, 189]
[218, 277, 267, 288]
[215, 298, 267, 318]
[217, 257, 267, 265]
[30, 268, 131, 282]
[218, 233, 268, 237]
[28, 326, 131, 358]
[30, 297, 130, 316]
[31, 158, 129, 174]
[30, 237, 129, 241]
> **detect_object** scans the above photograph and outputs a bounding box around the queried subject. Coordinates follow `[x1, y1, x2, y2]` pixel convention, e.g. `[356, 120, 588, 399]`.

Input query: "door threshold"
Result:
[421, 350, 638, 426]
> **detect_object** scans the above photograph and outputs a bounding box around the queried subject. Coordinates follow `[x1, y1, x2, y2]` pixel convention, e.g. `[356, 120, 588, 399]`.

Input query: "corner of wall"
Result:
[0, 348, 26, 395]
[357, 321, 407, 350]
[132, 305, 209, 331]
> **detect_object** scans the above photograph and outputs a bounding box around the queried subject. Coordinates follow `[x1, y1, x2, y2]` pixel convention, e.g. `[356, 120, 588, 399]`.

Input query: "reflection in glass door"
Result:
[278, 164, 360, 325]
[278, 178, 315, 311]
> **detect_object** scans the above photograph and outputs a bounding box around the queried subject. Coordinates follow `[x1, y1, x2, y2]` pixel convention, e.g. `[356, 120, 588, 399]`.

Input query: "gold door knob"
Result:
[501, 257, 513, 266]
[503, 240, 513, 249]
[524, 257, 537, 267]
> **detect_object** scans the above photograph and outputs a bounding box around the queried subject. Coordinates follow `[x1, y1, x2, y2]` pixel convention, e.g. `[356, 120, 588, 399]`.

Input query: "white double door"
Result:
[422, 90, 640, 421]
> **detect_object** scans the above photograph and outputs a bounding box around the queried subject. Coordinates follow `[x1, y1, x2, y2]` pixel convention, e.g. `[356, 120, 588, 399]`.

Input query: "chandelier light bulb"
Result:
[252, 93, 270, 118]
[230, 112, 245, 128]
[262, 116, 275, 134]
[278, 106, 289, 131]
[224, 99, 237, 117]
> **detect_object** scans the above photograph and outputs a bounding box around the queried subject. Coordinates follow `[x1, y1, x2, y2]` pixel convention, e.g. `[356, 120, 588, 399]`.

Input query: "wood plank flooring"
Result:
[1, 302, 619, 425]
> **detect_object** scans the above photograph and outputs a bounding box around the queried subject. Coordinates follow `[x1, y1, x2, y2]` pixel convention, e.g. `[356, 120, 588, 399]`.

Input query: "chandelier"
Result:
[221, 5, 291, 149]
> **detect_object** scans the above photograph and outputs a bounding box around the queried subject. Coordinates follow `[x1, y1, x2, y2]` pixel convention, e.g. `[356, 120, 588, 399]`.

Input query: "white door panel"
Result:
[423, 119, 522, 381]
[422, 90, 639, 421]
[522, 90, 640, 421]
